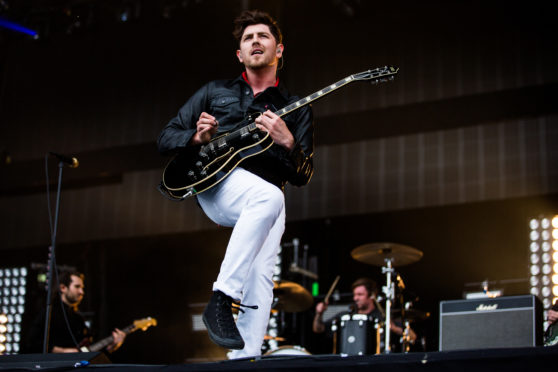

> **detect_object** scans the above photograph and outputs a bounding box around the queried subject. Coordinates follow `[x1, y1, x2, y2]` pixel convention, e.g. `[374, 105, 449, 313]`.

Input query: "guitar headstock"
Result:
[133, 317, 158, 331]
[352, 65, 399, 84]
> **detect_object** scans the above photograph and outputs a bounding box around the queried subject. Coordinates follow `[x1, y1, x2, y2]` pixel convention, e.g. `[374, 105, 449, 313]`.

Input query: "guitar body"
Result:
[162, 128, 273, 199]
[159, 66, 399, 200]
[545, 322, 558, 346]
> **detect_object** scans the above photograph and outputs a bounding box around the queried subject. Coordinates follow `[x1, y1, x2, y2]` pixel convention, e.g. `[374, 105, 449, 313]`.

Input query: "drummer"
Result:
[312, 278, 416, 347]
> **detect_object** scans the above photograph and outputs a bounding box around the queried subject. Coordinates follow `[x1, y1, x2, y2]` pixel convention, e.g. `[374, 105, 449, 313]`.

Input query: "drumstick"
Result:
[324, 275, 340, 304]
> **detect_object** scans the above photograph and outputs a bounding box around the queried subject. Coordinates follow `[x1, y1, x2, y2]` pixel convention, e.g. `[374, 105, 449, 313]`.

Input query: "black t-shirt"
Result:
[26, 297, 91, 353]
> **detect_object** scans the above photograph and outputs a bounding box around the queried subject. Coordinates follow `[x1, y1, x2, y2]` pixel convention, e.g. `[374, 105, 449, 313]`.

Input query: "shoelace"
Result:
[231, 300, 258, 314]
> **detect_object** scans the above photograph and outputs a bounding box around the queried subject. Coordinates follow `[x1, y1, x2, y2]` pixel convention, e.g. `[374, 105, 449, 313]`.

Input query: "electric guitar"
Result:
[79, 317, 157, 352]
[160, 66, 399, 200]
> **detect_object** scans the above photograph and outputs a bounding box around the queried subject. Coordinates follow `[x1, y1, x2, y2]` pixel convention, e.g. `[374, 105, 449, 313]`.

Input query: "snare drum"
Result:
[264, 345, 311, 356]
[335, 314, 382, 356]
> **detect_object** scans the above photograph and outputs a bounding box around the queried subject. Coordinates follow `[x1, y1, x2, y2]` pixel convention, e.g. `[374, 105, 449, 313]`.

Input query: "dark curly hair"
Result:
[58, 270, 84, 289]
[232, 9, 283, 45]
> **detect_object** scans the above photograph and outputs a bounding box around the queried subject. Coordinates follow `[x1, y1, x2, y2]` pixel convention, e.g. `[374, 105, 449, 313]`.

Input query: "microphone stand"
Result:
[42, 160, 65, 353]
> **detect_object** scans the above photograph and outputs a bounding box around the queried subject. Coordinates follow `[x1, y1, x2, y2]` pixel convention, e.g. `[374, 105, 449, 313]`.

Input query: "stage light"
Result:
[0, 334, 5, 343]
[0, 17, 39, 38]
[553, 286, 558, 296]
[0, 267, 28, 355]
[528, 215, 558, 312]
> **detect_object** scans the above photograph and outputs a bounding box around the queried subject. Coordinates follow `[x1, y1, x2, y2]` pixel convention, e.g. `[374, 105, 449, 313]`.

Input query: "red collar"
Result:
[242, 72, 279, 93]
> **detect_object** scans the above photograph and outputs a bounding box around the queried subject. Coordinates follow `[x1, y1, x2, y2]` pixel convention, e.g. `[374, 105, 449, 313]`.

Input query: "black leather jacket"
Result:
[157, 74, 314, 189]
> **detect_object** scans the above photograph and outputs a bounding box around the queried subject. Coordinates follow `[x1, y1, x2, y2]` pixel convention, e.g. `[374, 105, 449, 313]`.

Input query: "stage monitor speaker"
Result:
[0, 352, 110, 369]
[439, 295, 543, 351]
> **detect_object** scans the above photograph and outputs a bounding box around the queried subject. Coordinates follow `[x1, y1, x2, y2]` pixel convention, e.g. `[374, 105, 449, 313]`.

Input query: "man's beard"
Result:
[65, 293, 82, 305]
[245, 55, 277, 70]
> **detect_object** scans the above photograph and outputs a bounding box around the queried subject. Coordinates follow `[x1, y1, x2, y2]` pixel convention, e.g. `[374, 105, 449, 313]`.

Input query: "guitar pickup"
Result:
[240, 127, 250, 138]
[217, 138, 227, 149]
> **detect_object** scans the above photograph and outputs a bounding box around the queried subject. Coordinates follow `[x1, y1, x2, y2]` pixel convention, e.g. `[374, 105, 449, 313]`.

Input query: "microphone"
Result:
[49, 152, 79, 168]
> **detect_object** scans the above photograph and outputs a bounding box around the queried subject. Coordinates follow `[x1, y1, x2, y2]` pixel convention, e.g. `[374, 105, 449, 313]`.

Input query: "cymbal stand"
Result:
[381, 258, 394, 354]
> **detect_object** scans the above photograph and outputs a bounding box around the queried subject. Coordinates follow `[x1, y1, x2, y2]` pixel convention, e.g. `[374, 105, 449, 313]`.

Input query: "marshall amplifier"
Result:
[439, 295, 543, 351]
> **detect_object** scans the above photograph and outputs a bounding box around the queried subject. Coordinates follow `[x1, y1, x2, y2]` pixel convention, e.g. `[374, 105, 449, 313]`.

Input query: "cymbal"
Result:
[273, 280, 313, 312]
[351, 242, 423, 267]
[391, 308, 431, 322]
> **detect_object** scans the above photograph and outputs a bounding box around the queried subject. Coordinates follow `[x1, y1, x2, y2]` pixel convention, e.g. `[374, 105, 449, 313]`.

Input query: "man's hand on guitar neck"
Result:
[255, 110, 294, 151]
[190, 112, 219, 145]
[106, 328, 126, 353]
[549, 309, 558, 325]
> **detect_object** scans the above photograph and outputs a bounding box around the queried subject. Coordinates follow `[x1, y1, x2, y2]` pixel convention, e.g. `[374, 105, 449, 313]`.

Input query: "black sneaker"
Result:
[202, 290, 245, 350]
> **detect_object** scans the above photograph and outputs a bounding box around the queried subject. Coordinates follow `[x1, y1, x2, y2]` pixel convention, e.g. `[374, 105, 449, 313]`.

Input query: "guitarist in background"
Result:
[27, 271, 126, 353]
[157, 10, 313, 359]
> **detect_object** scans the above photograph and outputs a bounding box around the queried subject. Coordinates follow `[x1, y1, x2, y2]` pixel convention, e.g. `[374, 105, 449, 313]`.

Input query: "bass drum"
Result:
[264, 345, 311, 356]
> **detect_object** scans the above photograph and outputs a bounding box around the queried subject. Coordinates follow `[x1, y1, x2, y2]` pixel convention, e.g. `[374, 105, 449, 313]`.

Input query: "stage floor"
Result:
[1, 346, 557, 371]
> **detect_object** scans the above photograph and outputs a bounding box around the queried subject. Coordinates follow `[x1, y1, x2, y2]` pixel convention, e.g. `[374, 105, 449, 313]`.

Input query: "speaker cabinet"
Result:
[439, 295, 543, 351]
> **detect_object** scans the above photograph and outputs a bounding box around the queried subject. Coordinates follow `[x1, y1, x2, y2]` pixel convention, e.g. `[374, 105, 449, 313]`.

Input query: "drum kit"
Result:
[350, 242, 426, 354]
[263, 242, 428, 356]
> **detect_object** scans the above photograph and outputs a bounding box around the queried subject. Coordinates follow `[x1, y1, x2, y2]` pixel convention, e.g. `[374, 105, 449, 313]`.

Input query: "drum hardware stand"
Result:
[381, 258, 395, 354]
[401, 320, 413, 352]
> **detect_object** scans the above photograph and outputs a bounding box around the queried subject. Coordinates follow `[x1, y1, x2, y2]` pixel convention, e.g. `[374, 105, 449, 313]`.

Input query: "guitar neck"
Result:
[275, 75, 356, 118]
[87, 324, 136, 352]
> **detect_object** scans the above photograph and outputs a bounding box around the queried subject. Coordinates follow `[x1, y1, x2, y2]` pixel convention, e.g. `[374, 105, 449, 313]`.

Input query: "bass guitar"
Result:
[160, 66, 399, 200]
[79, 317, 157, 352]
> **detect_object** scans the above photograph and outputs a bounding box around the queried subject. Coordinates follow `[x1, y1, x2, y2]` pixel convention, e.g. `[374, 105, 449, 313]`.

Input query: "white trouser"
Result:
[197, 167, 285, 359]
